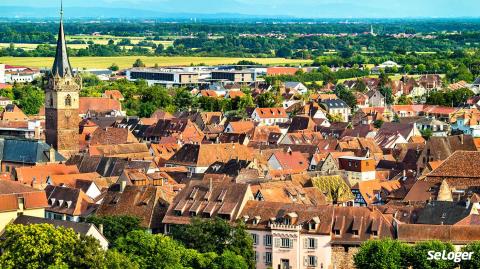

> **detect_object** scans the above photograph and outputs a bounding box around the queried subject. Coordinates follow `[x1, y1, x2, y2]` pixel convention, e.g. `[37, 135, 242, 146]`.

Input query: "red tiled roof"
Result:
[254, 107, 288, 119]
[79, 97, 121, 114]
[267, 67, 299, 76]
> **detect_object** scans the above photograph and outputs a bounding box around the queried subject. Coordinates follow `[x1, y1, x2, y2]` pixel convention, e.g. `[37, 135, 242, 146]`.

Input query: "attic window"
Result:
[309, 222, 316, 231]
[49, 198, 56, 205]
[66, 201, 72, 208]
[372, 231, 378, 237]
[189, 187, 199, 200]
[334, 229, 341, 236]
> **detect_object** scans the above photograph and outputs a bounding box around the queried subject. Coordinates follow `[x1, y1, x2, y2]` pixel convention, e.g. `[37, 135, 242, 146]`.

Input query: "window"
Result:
[264, 235, 272, 246]
[306, 255, 318, 267]
[284, 218, 291, 225]
[306, 238, 317, 249]
[254, 251, 258, 261]
[252, 233, 259, 245]
[65, 94, 72, 107]
[280, 238, 292, 248]
[264, 252, 272, 265]
[372, 231, 378, 237]
[334, 229, 341, 236]
[309, 222, 316, 230]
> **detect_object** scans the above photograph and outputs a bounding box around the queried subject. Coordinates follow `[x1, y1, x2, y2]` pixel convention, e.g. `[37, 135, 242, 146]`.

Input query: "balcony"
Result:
[270, 223, 302, 231]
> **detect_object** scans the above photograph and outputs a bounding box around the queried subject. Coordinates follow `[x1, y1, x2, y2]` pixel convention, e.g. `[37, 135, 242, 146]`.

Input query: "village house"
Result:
[320, 99, 351, 122]
[165, 143, 253, 175]
[251, 108, 289, 126]
[338, 156, 376, 186]
[44, 185, 96, 222]
[0, 180, 48, 231]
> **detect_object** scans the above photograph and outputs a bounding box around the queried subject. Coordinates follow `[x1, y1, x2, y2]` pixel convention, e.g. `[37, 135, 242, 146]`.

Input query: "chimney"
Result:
[49, 147, 55, 163]
[98, 224, 104, 235]
[460, 134, 464, 145]
[120, 180, 126, 193]
[209, 177, 213, 191]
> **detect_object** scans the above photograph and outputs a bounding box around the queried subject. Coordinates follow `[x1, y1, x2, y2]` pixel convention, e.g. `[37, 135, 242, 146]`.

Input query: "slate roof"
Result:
[415, 200, 472, 225]
[13, 215, 100, 236]
[66, 154, 151, 177]
[1, 138, 65, 164]
[321, 99, 350, 109]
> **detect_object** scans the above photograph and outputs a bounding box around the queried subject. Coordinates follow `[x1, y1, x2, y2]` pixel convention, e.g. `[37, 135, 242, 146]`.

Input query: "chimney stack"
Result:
[98, 224, 104, 235]
[49, 147, 55, 163]
[460, 134, 464, 145]
[120, 180, 126, 193]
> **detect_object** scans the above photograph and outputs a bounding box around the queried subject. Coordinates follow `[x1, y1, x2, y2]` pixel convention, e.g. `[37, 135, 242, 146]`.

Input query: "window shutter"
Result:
[314, 256, 318, 266]
[275, 238, 280, 247]
[289, 238, 293, 248]
[263, 253, 266, 263]
[314, 238, 318, 249]
[304, 256, 308, 266]
[304, 238, 308, 249]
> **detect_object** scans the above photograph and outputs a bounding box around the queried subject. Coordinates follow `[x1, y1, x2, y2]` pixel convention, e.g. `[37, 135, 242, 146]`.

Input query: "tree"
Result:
[420, 128, 433, 140]
[173, 89, 195, 111]
[417, 64, 427, 74]
[373, 120, 384, 128]
[275, 47, 292, 58]
[170, 217, 255, 269]
[85, 215, 144, 244]
[133, 58, 145, 67]
[109, 63, 119, 71]
[408, 240, 456, 269]
[257, 91, 279, 108]
[396, 95, 413, 105]
[212, 251, 249, 269]
[104, 250, 139, 269]
[0, 224, 106, 269]
[13, 85, 44, 115]
[334, 84, 357, 109]
[460, 242, 480, 269]
[379, 86, 394, 105]
[155, 44, 164, 55]
[237, 93, 255, 113]
[354, 239, 410, 269]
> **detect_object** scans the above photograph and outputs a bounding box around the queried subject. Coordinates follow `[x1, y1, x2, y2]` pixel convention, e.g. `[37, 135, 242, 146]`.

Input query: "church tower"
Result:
[45, 3, 80, 157]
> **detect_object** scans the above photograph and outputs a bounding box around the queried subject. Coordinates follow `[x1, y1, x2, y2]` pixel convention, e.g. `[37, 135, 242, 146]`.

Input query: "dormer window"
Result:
[284, 218, 291, 225]
[309, 222, 316, 231]
[334, 229, 341, 236]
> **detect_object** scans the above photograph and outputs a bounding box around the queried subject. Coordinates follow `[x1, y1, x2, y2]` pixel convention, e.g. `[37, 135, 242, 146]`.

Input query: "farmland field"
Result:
[0, 56, 312, 69]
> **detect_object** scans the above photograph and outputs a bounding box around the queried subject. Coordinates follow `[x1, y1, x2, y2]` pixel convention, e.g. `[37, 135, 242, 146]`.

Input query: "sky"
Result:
[1, 0, 479, 18]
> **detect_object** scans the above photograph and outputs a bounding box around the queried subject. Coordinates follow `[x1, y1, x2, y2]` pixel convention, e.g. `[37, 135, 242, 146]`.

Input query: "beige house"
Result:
[242, 201, 334, 269]
[0, 180, 48, 231]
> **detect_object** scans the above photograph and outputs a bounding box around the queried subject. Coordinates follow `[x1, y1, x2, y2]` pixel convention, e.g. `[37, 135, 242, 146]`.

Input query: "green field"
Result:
[0, 56, 312, 69]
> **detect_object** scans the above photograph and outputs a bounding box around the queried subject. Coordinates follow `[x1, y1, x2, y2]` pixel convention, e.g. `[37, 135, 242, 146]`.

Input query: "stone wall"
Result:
[330, 246, 359, 269]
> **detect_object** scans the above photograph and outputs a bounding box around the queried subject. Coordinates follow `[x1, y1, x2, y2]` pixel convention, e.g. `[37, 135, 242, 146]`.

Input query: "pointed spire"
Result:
[51, 0, 73, 78]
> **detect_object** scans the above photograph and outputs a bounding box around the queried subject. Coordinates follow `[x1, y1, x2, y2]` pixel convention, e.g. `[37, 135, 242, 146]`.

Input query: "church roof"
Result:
[51, 5, 73, 78]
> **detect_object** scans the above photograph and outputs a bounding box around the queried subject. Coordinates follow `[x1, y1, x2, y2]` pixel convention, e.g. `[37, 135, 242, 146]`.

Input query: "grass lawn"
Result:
[0, 56, 312, 69]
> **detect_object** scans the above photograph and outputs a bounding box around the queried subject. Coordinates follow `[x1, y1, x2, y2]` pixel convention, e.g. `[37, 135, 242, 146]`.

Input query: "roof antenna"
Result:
[60, 0, 64, 20]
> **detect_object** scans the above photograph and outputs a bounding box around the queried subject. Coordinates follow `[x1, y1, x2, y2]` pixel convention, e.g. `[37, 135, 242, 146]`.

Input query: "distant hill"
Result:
[0, 6, 291, 20]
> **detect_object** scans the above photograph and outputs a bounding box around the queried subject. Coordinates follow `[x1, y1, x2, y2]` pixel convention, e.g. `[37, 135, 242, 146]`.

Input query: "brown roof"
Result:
[252, 181, 327, 206]
[240, 201, 333, 234]
[167, 143, 254, 167]
[352, 180, 402, 205]
[89, 127, 138, 145]
[89, 143, 151, 159]
[398, 223, 480, 244]
[97, 185, 175, 229]
[332, 207, 394, 245]
[103, 90, 124, 100]
[427, 151, 480, 179]
[45, 185, 95, 216]
[162, 177, 251, 225]
[15, 164, 80, 188]
[0, 105, 28, 121]
[79, 97, 122, 114]
[0, 180, 48, 212]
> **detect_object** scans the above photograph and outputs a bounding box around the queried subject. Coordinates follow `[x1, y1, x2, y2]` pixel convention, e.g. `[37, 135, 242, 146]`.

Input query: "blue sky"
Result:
[2, 0, 479, 18]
